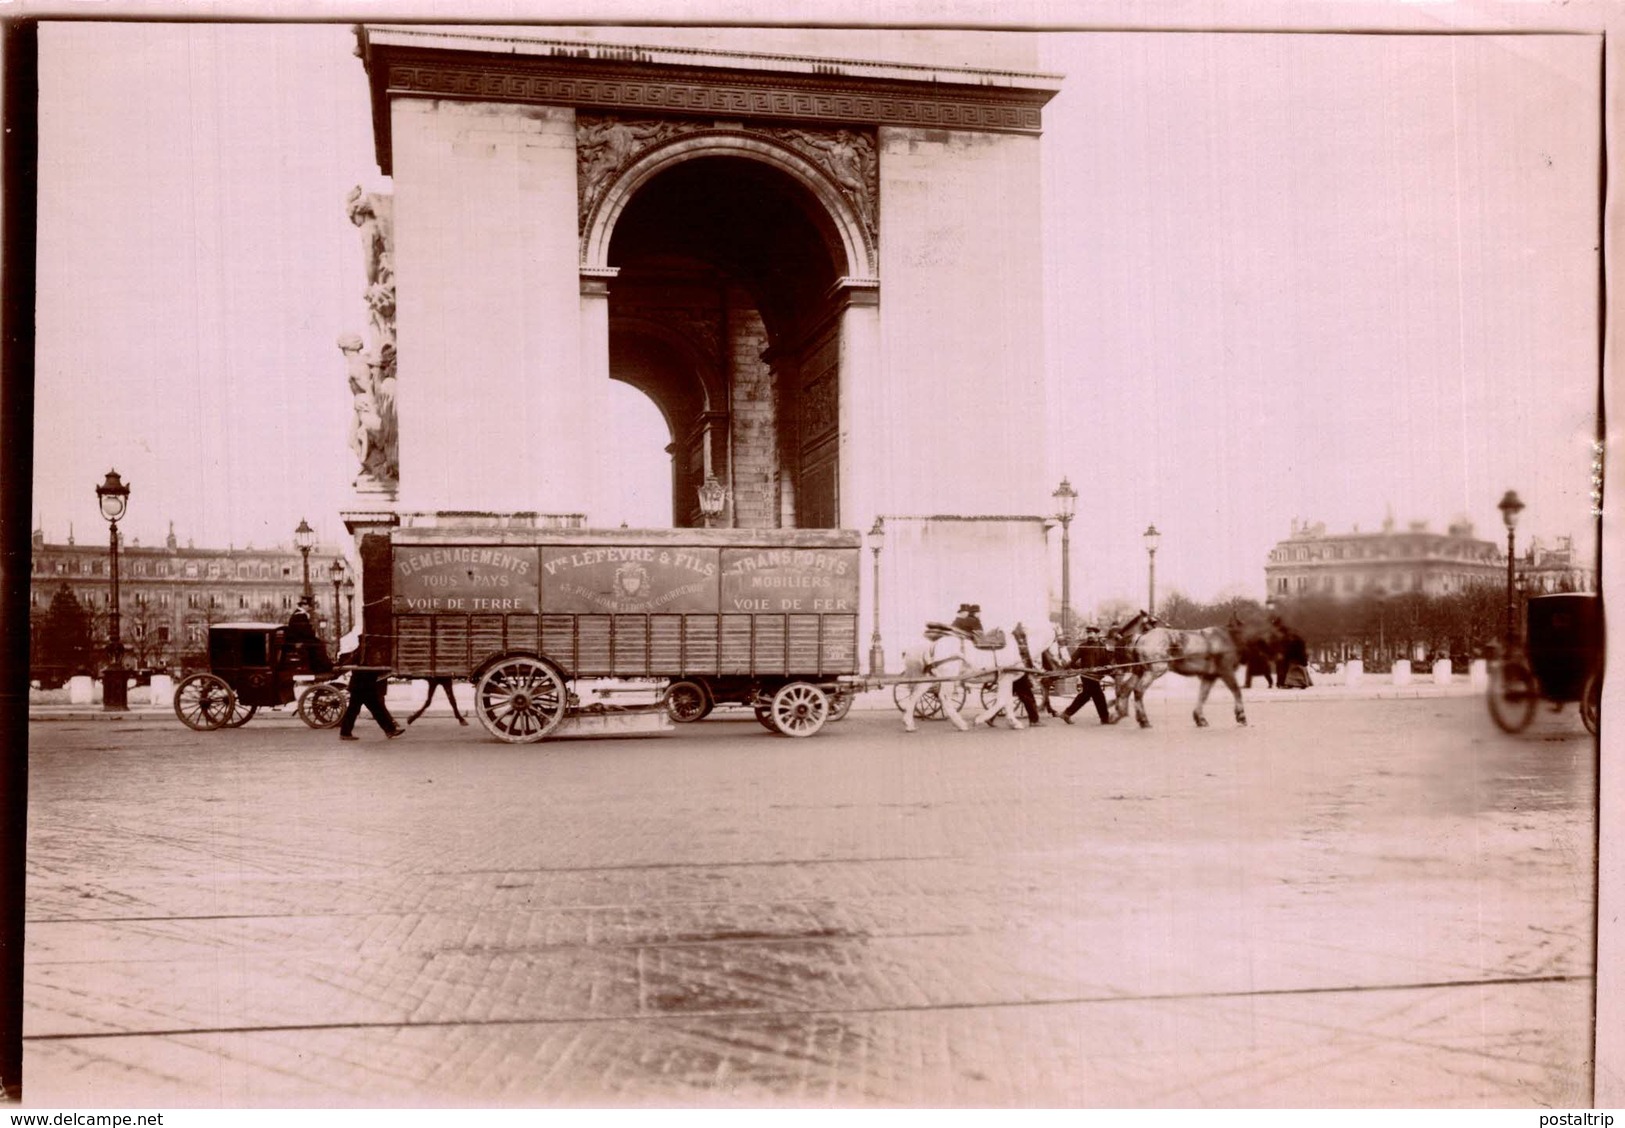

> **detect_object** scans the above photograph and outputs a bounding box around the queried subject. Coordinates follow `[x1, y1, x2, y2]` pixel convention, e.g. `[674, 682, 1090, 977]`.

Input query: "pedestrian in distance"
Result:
[1062, 624, 1117, 725]
[335, 633, 403, 741]
[407, 676, 468, 726]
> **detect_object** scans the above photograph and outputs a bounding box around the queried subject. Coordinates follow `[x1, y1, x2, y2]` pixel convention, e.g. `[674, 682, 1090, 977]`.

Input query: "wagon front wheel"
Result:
[475, 656, 569, 743]
[224, 700, 258, 728]
[1488, 658, 1538, 734]
[298, 683, 348, 729]
[173, 673, 236, 732]
[769, 681, 829, 738]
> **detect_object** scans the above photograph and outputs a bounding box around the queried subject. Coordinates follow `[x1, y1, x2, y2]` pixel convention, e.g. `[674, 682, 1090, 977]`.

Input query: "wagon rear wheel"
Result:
[475, 656, 569, 743]
[298, 683, 348, 729]
[1581, 672, 1601, 736]
[1487, 658, 1538, 734]
[224, 700, 258, 728]
[769, 681, 829, 738]
[174, 673, 235, 732]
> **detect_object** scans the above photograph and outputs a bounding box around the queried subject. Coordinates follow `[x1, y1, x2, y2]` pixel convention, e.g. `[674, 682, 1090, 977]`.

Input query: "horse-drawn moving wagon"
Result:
[381, 526, 861, 742]
[1488, 592, 1602, 735]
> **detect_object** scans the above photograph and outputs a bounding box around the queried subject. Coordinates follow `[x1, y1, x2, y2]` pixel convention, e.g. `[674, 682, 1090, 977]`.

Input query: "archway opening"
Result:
[606, 154, 846, 528]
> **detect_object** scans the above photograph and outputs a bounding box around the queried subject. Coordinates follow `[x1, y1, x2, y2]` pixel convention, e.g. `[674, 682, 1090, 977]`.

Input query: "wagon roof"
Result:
[209, 622, 286, 631]
[390, 526, 862, 549]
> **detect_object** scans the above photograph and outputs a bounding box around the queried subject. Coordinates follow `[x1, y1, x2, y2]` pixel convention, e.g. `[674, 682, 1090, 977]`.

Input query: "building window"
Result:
[280, 594, 293, 610]
[207, 562, 220, 579]
[238, 595, 248, 609]
[159, 592, 171, 608]
[158, 626, 170, 642]
[54, 561, 65, 574]
[282, 565, 293, 579]
[187, 593, 201, 609]
[185, 562, 198, 578]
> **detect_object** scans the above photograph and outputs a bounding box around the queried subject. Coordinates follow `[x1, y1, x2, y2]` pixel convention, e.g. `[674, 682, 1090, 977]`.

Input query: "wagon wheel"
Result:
[173, 673, 236, 732]
[827, 689, 854, 722]
[1581, 672, 1601, 736]
[475, 656, 569, 743]
[224, 699, 258, 728]
[768, 681, 830, 738]
[980, 680, 999, 709]
[664, 680, 711, 724]
[1487, 658, 1538, 734]
[893, 681, 943, 719]
[298, 683, 348, 730]
[753, 702, 778, 731]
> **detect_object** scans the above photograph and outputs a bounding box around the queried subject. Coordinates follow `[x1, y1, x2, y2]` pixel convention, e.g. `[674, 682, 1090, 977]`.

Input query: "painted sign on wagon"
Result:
[719, 546, 860, 613]
[540, 545, 719, 614]
[392, 545, 540, 613]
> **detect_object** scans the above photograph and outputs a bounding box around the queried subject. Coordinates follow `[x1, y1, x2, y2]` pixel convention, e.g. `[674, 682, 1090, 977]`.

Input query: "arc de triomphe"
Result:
[344, 25, 1063, 659]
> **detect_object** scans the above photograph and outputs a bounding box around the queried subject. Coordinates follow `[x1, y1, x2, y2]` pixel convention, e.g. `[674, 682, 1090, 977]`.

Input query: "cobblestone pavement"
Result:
[22, 692, 1596, 1107]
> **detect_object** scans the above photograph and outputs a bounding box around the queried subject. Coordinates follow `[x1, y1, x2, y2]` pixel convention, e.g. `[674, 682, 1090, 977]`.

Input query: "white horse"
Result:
[898, 621, 1052, 733]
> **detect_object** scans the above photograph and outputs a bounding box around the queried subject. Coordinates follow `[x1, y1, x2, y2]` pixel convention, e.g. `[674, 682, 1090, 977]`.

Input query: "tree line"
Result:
[1090, 582, 1515, 673]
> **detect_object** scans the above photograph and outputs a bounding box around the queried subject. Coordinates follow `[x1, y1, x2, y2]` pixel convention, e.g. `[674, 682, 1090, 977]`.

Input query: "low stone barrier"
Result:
[1432, 659, 1452, 686]
[1392, 660, 1412, 687]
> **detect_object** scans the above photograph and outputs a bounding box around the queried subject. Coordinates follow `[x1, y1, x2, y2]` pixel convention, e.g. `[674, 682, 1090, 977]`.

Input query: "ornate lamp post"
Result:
[342, 575, 356, 636]
[867, 517, 886, 676]
[1052, 478, 1078, 638]
[95, 470, 130, 711]
[1498, 489, 1525, 643]
[1143, 524, 1161, 616]
[329, 558, 346, 649]
[696, 475, 728, 529]
[294, 518, 316, 611]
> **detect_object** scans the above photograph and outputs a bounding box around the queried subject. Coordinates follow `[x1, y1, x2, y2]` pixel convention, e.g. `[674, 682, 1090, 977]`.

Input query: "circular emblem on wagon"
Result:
[615, 561, 650, 599]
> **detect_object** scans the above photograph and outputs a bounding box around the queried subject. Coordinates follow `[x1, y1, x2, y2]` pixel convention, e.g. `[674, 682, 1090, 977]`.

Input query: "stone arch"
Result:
[581, 131, 877, 283]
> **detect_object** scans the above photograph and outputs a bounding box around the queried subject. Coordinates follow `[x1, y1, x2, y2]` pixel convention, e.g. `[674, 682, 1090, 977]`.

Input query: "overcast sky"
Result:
[31, 20, 1601, 606]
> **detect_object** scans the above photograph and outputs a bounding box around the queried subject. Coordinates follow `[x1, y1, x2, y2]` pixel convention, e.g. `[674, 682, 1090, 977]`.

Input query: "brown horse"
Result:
[1110, 611, 1247, 728]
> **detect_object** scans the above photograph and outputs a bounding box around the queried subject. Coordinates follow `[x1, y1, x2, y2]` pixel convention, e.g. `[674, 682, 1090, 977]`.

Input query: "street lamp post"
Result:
[95, 470, 131, 711]
[1498, 489, 1525, 643]
[329, 558, 346, 650]
[1143, 524, 1161, 616]
[868, 517, 886, 676]
[342, 575, 356, 636]
[696, 475, 728, 529]
[1052, 478, 1077, 638]
[294, 519, 316, 612]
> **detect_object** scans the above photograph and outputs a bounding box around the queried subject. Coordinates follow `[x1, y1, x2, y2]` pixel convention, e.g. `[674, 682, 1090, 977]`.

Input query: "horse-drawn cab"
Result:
[1488, 592, 1602, 735]
[172, 622, 347, 732]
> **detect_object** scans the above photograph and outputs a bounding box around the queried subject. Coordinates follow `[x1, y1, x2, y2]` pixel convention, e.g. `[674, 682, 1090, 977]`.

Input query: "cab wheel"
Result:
[174, 673, 235, 732]
[1581, 671, 1602, 736]
[298, 683, 348, 729]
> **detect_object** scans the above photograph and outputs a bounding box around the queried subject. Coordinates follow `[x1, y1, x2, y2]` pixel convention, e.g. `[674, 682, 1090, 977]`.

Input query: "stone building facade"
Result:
[1263, 518, 1596, 600]
[29, 525, 348, 673]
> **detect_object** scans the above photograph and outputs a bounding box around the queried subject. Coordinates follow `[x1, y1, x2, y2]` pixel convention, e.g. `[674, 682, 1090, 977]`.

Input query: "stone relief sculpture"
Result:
[575, 115, 879, 258]
[340, 187, 399, 495]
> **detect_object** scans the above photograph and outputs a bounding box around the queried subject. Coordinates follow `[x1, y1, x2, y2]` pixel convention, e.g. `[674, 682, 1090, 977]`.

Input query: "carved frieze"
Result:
[576, 114, 879, 259]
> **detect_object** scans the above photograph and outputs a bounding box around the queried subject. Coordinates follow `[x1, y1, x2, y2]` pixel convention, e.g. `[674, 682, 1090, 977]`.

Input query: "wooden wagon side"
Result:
[380, 526, 861, 741]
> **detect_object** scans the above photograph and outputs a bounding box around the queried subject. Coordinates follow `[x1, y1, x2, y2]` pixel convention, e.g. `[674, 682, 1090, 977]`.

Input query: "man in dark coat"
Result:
[1062, 625, 1117, 724]
[336, 633, 403, 741]
[1010, 622, 1044, 726]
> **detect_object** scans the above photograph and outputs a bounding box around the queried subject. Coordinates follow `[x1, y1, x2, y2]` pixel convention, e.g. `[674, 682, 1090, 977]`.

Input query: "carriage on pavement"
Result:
[1487, 592, 1602, 735]
[173, 622, 349, 731]
[379, 525, 861, 742]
